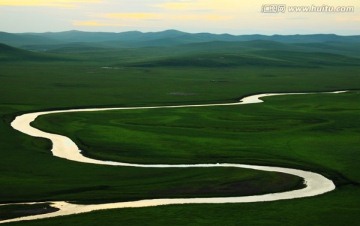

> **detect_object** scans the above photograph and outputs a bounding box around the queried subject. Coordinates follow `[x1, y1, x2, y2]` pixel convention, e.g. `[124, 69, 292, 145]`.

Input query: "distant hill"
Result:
[1, 30, 359, 49]
[126, 53, 297, 68]
[126, 49, 360, 68]
[1, 30, 359, 66]
[0, 43, 70, 61]
[0, 32, 60, 47]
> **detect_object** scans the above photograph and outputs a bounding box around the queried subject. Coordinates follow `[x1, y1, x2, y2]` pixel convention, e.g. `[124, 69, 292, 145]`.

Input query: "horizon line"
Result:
[1, 29, 360, 36]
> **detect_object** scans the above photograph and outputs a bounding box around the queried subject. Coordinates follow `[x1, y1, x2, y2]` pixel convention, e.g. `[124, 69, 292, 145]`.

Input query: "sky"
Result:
[0, 0, 359, 34]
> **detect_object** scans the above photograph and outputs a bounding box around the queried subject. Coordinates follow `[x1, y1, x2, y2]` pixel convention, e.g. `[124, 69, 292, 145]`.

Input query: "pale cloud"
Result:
[336, 16, 360, 22]
[70, 10, 234, 31]
[73, 20, 124, 27]
[171, 14, 232, 21]
[104, 13, 162, 20]
[156, 1, 207, 11]
[156, 0, 256, 12]
[0, 0, 359, 34]
[0, 0, 101, 7]
[101, 12, 232, 21]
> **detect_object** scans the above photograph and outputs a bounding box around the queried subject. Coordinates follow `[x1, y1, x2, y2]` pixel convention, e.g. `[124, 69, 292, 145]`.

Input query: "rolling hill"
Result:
[0, 43, 70, 61]
[1, 30, 359, 50]
[1, 31, 360, 67]
[125, 50, 360, 68]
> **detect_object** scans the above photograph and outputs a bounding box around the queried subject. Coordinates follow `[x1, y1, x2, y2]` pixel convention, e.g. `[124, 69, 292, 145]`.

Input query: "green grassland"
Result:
[0, 39, 360, 225]
[0, 204, 57, 221]
[32, 92, 360, 185]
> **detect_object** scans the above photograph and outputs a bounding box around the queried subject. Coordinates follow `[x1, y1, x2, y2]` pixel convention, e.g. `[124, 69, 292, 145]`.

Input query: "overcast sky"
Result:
[0, 0, 359, 34]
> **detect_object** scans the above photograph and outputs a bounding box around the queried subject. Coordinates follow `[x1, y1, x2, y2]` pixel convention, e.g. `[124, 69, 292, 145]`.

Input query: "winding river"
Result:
[0, 91, 346, 224]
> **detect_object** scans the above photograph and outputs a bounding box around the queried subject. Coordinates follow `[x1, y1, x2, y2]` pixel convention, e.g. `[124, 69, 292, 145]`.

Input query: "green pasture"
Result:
[0, 41, 359, 225]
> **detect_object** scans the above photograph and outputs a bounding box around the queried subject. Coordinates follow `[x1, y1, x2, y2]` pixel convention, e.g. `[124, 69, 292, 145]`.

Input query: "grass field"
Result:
[32, 92, 360, 185]
[0, 204, 57, 221]
[0, 40, 359, 225]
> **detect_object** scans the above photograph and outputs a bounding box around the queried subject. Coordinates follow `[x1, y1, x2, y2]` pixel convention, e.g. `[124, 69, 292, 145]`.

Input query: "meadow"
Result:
[0, 37, 359, 225]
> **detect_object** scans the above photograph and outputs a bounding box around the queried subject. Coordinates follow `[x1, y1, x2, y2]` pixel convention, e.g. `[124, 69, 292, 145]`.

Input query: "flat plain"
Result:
[0, 32, 359, 225]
